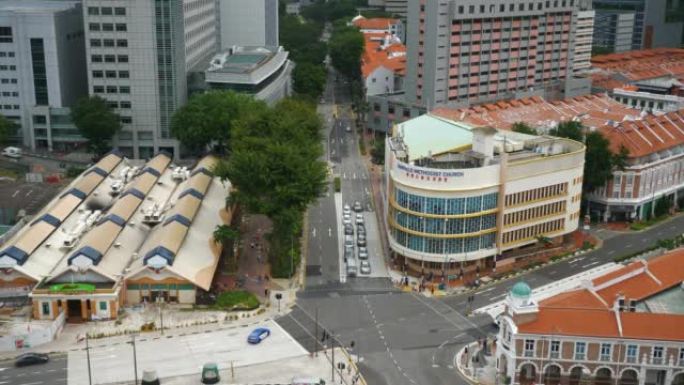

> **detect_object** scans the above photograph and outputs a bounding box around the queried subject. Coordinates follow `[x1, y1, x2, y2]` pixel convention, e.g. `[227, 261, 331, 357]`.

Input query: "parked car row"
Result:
[342, 202, 371, 277]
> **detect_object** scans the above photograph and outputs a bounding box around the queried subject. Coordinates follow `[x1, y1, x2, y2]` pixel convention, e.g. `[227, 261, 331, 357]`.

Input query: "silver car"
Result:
[360, 261, 371, 275]
[358, 248, 368, 260]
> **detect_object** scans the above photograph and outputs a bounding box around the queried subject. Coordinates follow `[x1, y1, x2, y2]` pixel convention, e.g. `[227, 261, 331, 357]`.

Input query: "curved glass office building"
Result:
[385, 115, 585, 277]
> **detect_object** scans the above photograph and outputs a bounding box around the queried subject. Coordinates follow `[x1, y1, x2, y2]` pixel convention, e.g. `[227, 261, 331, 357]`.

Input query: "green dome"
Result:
[511, 282, 532, 298]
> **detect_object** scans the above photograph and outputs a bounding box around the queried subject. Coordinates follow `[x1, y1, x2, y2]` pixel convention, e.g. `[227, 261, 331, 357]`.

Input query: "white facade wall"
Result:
[0, 1, 86, 148]
[365, 66, 395, 96]
[612, 89, 684, 115]
[82, 0, 217, 159]
[573, 10, 594, 73]
[219, 0, 279, 49]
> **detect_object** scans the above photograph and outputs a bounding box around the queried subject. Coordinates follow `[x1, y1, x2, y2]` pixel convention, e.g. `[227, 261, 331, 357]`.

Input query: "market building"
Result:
[497, 248, 684, 385]
[0, 152, 229, 322]
[385, 114, 585, 276]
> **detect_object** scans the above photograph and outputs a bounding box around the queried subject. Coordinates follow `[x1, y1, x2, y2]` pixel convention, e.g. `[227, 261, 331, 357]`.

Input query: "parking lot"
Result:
[67, 319, 308, 384]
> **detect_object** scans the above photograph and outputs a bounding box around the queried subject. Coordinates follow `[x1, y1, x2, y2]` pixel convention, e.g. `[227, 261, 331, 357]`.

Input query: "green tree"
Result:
[218, 98, 327, 277]
[511, 122, 537, 135]
[371, 137, 385, 165]
[293, 62, 327, 99]
[612, 144, 630, 171]
[70, 96, 121, 157]
[583, 131, 615, 192]
[329, 26, 364, 79]
[0, 114, 17, 145]
[171, 91, 265, 155]
[549, 120, 584, 142]
[213, 224, 239, 245]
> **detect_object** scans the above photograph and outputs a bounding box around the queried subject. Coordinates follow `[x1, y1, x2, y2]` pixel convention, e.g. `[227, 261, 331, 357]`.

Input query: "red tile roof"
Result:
[516, 248, 684, 341]
[591, 48, 684, 85]
[432, 94, 637, 131]
[598, 109, 684, 158]
[353, 17, 400, 31]
[360, 30, 406, 79]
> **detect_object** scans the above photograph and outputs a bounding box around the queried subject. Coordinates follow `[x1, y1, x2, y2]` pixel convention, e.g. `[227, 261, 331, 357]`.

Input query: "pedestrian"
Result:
[431, 286, 435, 295]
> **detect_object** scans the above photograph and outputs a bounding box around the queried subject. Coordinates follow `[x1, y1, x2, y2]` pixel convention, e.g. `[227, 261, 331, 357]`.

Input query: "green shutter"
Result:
[178, 284, 195, 290]
[127, 284, 139, 290]
[152, 284, 168, 290]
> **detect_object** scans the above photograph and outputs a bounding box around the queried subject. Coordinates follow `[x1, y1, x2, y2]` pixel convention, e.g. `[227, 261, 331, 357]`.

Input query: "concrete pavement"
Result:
[0, 353, 67, 385]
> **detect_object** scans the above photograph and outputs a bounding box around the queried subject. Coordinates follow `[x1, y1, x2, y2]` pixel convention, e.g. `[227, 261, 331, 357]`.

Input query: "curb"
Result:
[455, 342, 481, 385]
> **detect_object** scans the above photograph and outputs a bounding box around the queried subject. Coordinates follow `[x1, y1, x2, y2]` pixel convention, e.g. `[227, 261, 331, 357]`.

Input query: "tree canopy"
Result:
[329, 25, 364, 79]
[0, 114, 16, 145]
[70, 96, 121, 157]
[280, 15, 326, 65]
[511, 122, 537, 135]
[213, 98, 327, 277]
[293, 62, 327, 100]
[549, 120, 583, 142]
[170, 91, 264, 155]
[548, 121, 630, 193]
[301, 0, 362, 22]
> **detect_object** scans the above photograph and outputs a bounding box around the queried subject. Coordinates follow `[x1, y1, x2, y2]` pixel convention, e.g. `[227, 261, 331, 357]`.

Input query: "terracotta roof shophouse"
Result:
[433, 93, 684, 222]
[497, 248, 684, 385]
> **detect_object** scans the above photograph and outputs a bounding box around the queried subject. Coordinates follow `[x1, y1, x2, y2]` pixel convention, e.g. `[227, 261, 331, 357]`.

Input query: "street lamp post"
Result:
[85, 333, 93, 385]
[130, 334, 139, 385]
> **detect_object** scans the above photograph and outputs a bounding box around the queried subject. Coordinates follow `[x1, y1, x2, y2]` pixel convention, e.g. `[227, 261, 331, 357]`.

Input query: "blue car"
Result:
[247, 327, 271, 344]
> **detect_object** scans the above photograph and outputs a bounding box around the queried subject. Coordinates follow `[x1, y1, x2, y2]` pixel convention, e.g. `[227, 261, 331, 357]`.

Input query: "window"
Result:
[120, 116, 132, 124]
[117, 54, 128, 63]
[653, 346, 663, 365]
[30, 38, 48, 105]
[105, 70, 116, 78]
[600, 343, 612, 361]
[550, 340, 560, 359]
[626, 344, 638, 363]
[101, 7, 112, 15]
[99, 301, 107, 311]
[114, 7, 126, 16]
[92, 70, 103, 78]
[103, 39, 114, 47]
[106, 86, 117, 94]
[91, 54, 102, 63]
[116, 39, 127, 47]
[41, 302, 50, 316]
[574, 342, 586, 360]
[90, 39, 101, 47]
[524, 339, 535, 357]
[119, 86, 130, 94]
[102, 23, 114, 32]
[87, 6, 99, 15]
[89, 23, 100, 32]
[116, 23, 127, 32]
[120, 101, 131, 109]
[0, 26, 13, 43]
[118, 70, 129, 78]
[104, 55, 116, 63]
[679, 348, 684, 366]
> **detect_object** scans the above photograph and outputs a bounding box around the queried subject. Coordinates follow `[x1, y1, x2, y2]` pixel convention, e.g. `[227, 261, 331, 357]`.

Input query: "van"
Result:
[346, 258, 357, 277]
[2, 147, 21, 158]
[292, 378, 326, 385]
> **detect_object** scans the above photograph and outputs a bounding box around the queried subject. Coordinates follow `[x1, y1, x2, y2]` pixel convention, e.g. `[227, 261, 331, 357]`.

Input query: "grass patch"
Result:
[359, 137, 366, 155]
[334, 176, 341, 192]
[630, 215, 667, 231]
[0, 169, 18, 179]
[213, 290, 259, 311]
[66, 166, 87, 178]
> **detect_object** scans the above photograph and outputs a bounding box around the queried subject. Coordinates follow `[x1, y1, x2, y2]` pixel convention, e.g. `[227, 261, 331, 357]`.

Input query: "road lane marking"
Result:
[328, 228, 332, 237]
[312, 228, 316, 238]
[608, 250, 616, 255]
[477, 287, 495, 295]
[25, 190, 33, 197]
[582, 261, 600, 268]
[11, 190, 19, 198]
[18, 382, 43, 385]
[625, 244, 633, 248]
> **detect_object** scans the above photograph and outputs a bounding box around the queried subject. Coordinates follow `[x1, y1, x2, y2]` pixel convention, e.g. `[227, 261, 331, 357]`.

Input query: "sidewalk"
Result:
[0, 289, 299, 361]
[455, 340, 497, 385]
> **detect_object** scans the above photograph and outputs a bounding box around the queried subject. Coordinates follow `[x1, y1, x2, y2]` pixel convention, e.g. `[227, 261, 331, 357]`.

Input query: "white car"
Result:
[343, 217, 351, 225]
[360, 261, 371, 275]
[355, 214, 364, 224]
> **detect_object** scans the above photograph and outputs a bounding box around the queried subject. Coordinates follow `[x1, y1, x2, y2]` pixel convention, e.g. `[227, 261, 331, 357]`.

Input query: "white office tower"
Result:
[219, 0, 279, 49]
[82, 0, 218, 159]
[0, 0, 87, 150]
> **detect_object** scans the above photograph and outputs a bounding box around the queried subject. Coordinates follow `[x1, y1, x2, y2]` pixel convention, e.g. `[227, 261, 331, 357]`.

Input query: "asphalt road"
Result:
[0, 353, 67, 385]
[441, 214, 684, 314]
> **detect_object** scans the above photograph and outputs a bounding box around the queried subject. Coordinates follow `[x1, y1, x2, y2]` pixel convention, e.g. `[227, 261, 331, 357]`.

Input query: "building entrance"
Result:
[66, 299, 82, 322]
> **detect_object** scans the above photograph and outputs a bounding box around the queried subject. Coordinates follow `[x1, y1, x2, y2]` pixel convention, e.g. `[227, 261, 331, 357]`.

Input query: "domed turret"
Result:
[511, 281, 532, 299]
